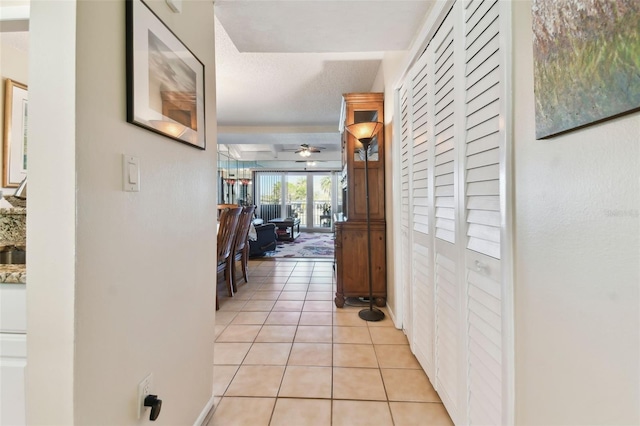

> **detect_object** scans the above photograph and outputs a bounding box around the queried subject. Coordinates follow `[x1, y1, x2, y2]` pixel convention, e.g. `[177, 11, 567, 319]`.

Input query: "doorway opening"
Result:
[255, 171, 339, 232]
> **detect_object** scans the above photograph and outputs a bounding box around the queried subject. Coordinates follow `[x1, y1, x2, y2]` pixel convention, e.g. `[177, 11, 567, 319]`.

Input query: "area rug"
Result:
[264, 232, 334, 258]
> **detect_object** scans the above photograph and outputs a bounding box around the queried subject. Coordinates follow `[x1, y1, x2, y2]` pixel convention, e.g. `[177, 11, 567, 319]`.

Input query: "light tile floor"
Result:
[210, 259, 453, 426]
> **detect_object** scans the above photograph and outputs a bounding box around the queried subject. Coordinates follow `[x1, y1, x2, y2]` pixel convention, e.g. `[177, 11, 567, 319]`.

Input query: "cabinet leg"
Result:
[334, 294, 345, 308]
[374, 297, 386, 308]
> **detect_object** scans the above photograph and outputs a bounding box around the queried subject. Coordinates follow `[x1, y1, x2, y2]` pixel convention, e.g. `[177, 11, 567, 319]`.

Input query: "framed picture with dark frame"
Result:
[126, 0, 206, 149]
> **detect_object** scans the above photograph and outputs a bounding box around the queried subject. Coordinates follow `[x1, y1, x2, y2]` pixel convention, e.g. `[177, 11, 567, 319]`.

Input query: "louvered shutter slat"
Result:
[414, 188, 428, 198]
[466, 100, 499, 128]
[466, 115, 500, 142]
[435, 185, 455, 197]
[467, 180, 499, 196]
[467, 239, 500, 259]
[414, 112, 429, 129]
[468, 223, 500, 243]
[467, 132, 500, 155]
[467, 73, 499, 108]
[467, 54, 500, 92]
[467, 82, 500, 114]
[414, 132, 428, 146]
[435, 161, 455, 177]
[466, 195, 499, 211]
[467, 209, 500, 226]
[435, 173, 454, 186]
[467, 164, 500, 182]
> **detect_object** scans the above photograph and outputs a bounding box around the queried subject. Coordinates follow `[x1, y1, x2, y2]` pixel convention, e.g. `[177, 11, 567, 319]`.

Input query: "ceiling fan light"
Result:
[299, 149, 311, 157]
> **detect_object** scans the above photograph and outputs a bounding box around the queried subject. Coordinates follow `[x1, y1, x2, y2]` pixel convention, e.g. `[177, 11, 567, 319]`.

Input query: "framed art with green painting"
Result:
[532, 0, 640, 139]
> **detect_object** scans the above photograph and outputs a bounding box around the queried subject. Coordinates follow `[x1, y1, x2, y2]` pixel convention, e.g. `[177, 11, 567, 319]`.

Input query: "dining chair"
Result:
[230, 205, 256, 291]
[217, 203, 238, 219]
[216, 206, 242, 310]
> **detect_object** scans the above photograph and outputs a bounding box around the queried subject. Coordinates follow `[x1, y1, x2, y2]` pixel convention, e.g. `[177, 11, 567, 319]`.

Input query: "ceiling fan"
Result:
[294, 144, 325, 157]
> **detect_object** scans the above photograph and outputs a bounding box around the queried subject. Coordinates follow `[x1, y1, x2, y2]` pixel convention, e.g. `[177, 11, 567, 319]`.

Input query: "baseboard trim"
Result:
[387, 305, 400, 329]
[194, 395, 216, 426]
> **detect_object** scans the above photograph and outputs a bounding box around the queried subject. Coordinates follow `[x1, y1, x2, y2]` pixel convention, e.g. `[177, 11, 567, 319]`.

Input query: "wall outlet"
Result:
[137, 373, 153, 419]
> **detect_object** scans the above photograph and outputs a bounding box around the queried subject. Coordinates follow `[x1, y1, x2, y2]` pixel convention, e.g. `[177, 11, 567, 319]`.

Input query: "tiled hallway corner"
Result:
[210, 259, 453, 426]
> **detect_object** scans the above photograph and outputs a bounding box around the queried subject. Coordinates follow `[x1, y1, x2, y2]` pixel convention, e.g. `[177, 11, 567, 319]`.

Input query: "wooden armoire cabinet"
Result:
[334, 93, 386, 308]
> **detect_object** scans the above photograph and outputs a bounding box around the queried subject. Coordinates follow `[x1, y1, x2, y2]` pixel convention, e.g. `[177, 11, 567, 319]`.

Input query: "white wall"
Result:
[371, 51, 408, 326]
[512, 2, 640, 424]
[0, 34, 28, 194]
[27, 0, 218, 424]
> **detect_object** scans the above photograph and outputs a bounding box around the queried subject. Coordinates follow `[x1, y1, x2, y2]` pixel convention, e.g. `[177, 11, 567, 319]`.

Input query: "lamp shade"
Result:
[345, 121, 383, 141]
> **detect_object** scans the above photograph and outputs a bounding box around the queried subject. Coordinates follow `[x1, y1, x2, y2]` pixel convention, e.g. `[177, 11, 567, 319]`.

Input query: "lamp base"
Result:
[359, 307, 385, 322]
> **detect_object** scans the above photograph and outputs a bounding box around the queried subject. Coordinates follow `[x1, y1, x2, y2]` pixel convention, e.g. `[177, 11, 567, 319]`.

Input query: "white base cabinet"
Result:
[0, 284, 27, 426]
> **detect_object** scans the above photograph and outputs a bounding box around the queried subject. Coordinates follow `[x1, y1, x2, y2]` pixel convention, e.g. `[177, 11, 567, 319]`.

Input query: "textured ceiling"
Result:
[214, 17, 383, 127]
[215, 1, 434, 53]
[214, 1, 435, 169]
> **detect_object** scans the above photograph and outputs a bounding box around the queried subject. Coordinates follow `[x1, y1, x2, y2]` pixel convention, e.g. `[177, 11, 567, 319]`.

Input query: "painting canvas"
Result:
[126, 0, 205, 149]
[532, 0, 640, 139]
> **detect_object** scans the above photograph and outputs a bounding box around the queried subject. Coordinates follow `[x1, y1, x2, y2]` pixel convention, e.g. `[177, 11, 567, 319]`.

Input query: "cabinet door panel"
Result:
[0, 333, 27, 426]
[351, 168, 385, 220]
[335, 222, 386, 305]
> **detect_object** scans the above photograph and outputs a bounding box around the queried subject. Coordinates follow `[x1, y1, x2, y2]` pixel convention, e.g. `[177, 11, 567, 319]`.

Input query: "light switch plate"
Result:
[123, 154, 140, 192]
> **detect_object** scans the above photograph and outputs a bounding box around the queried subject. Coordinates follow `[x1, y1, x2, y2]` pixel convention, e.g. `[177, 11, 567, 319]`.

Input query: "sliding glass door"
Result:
[312, 174, 333, 229]
[285, 174, 307, 227]
[255, 171, 338, 232]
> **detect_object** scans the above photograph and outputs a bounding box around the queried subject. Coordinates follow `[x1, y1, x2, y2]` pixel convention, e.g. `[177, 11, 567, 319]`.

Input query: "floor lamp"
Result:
[345, 121, 385, 322]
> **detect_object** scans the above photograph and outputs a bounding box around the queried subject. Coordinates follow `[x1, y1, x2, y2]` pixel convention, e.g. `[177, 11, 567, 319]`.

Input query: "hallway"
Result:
[210, 259, 453, 425]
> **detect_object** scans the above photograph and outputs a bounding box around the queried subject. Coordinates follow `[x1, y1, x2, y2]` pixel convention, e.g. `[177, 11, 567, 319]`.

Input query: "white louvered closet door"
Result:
[399, 84, 413, 342]
[462, 0, 507, 424]
[410, 51, 435, 379]
[430, 6, 462, 421]
[398, 0, 511, 424]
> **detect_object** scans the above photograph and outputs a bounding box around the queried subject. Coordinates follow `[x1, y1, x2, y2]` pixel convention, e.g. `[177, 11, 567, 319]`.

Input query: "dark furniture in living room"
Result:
[269, 217, 301, 241]
[249, 222, 278, 257]
[334, 93, 387, 308]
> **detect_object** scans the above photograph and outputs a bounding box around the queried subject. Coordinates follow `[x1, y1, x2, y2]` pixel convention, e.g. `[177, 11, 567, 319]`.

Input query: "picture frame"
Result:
[126, 0, 206, 149]
[2, 79, 28, 188]
[532, 0, 640, 139]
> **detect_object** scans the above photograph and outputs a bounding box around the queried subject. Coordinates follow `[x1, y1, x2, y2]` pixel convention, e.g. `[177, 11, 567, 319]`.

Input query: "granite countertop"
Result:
[0, 205, 27, 283]
[0, 206, 26, 249]
[0, 264, 26, 284]
[0, 207, 26, 214]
